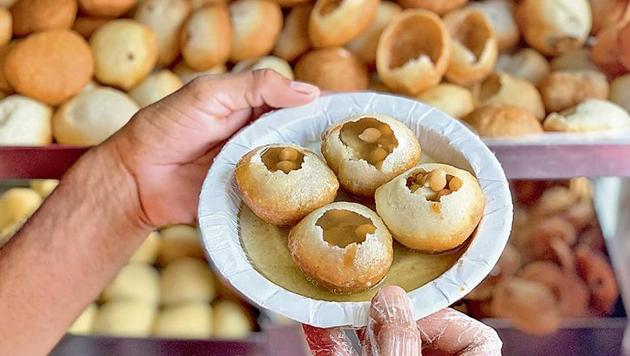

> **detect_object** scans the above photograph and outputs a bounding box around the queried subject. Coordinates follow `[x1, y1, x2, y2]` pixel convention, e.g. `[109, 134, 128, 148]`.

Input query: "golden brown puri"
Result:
[376, 9, 451, 94]
[543, 99, 630, 132]
[416, 83, 474, 119]
[294, 47, 368, 91]
[472, 72, 545, 120]
[90, 19, 158, 90]
[495, 48, 550, 85]
[180, 5, 231, 71]
[10, 0, 77, 36]
[463, 105, 544, 138]
[515, 0, 592, 56]
[229, 0, 283, 62]
[308, 0, 379, 48]
[235, 144, 339, 226]
[273, 4, 312, 62]
[288, 202, 393, 293]
[538, 70, 609, 113]
[4, 30, 93, 105]
[321, 114, 421, 197]
[444, 8, 498, 85]
[375, 163, 485, 252]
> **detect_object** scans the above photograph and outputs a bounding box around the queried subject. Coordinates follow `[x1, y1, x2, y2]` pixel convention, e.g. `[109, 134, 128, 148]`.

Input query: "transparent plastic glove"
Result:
[303, 286, 502, 356]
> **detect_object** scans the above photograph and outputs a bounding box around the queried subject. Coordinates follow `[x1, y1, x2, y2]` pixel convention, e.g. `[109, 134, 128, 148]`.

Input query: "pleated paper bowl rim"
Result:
[198, 92, 513, 328]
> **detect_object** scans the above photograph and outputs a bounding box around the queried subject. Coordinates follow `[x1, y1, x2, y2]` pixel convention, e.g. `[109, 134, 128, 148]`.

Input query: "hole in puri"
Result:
[261, 147, 305, 174]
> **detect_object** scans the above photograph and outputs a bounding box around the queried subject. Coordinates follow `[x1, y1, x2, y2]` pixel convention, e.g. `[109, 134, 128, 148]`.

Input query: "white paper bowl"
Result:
[198, 92, 512, 328]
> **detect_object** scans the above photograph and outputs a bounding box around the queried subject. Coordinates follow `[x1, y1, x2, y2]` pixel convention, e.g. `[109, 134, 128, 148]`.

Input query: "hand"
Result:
[107, 69, 319, 228]
[303, 286, 502, 356]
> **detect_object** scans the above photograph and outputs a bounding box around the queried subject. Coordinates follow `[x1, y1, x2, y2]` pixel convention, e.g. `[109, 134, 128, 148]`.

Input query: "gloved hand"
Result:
[303, 285, 502, 356]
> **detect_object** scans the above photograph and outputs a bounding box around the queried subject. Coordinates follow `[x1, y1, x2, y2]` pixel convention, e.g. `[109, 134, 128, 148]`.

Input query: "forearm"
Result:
[0, 143, 152, 355]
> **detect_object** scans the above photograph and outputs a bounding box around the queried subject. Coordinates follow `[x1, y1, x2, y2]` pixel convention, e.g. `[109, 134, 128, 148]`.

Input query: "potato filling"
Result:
[406, 169, 463, 202]
[452, 12, 492, 61]
[339, 117, 398, 168]
[316, 209, 375, 249]
[261, 147, 305, 174]
[387, 16, 444, 70]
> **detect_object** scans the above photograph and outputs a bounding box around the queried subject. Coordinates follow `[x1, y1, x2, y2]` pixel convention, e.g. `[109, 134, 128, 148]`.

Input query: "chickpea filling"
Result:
[452, 13, 491, 61]
[316, 209, 375, 251]
[406, 169, 463, 202]
[319, 0, 343, 16]
[339, 117, 398, 168]
[387, 16, 443, 70]
[478, 74, 502, 101]
[261, 147, 305, 174]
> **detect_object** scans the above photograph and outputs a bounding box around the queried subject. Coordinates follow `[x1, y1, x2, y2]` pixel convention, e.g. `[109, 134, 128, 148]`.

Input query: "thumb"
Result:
[362, 286, 422, 356]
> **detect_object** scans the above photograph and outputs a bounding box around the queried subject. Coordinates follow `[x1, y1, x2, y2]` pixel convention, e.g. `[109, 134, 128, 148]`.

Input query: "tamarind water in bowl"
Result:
[239, 154, 467, 301]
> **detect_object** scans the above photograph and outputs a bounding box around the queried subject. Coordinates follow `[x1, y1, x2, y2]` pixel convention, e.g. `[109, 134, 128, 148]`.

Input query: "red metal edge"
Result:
[0, 146, 88, 179]
[2, 142, 630, 180]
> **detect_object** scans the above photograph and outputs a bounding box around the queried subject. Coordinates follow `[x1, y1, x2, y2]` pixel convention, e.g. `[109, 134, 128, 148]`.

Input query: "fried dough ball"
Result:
[444, 8, 498, 85]
[180, 5, 232, 71]
[0, 187, 42, 231]
[158, 224, 204, 265]
[591, 23, 628, 77]
[495, 48, 550, 85]
[376, 9, 451, 94]
[52, 87, 139, 145]
[153, 302, 213, 339]
[550, 48, 599, 72]
[232, 56, 293, 80]
[491, 277, 561, 335]
[308, 0, 378, 48]
[92, 300, 157, 337]
[273, 5, 311, 62]
[525, 216, 576, 260]
[516, 0, 592, 56]
[229, 0, 282, 61]
[346, 1, 401, 64]
[295, 47, 368, 91]
[472, 72, 545, 120]
[463, 105, 543, 137]
[90, 20, 158, 90]
[288, 202, 393, 293]
[135, 0, 191, 67]
[101, 263, 160, 304]
[469, 0, 520, 51]
[236, 144, 338, 225]
[128, 70, 183, 107]
[416, 83, 474, 119]
[160, 257, 216, 305]
[0, 8, 10, 47]
[576, 245, 619, 315]
[4, 30, 93, 105]
[397, 0, 467, 15]
[0, 95, 52, 145]
[543, 99, 630, 132]
[10, 0, 76, 36]
[539, 70, 609, 113]
[212, 299, 254, 338]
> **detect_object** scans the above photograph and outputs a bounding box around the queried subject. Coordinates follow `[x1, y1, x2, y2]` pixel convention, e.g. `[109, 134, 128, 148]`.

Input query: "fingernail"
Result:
[371, 286, 415, 325]
[290, 81, 319, 95]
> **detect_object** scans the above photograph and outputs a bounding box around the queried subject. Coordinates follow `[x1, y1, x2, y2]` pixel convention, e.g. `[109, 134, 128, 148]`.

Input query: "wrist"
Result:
[61, 142, 155, 236]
